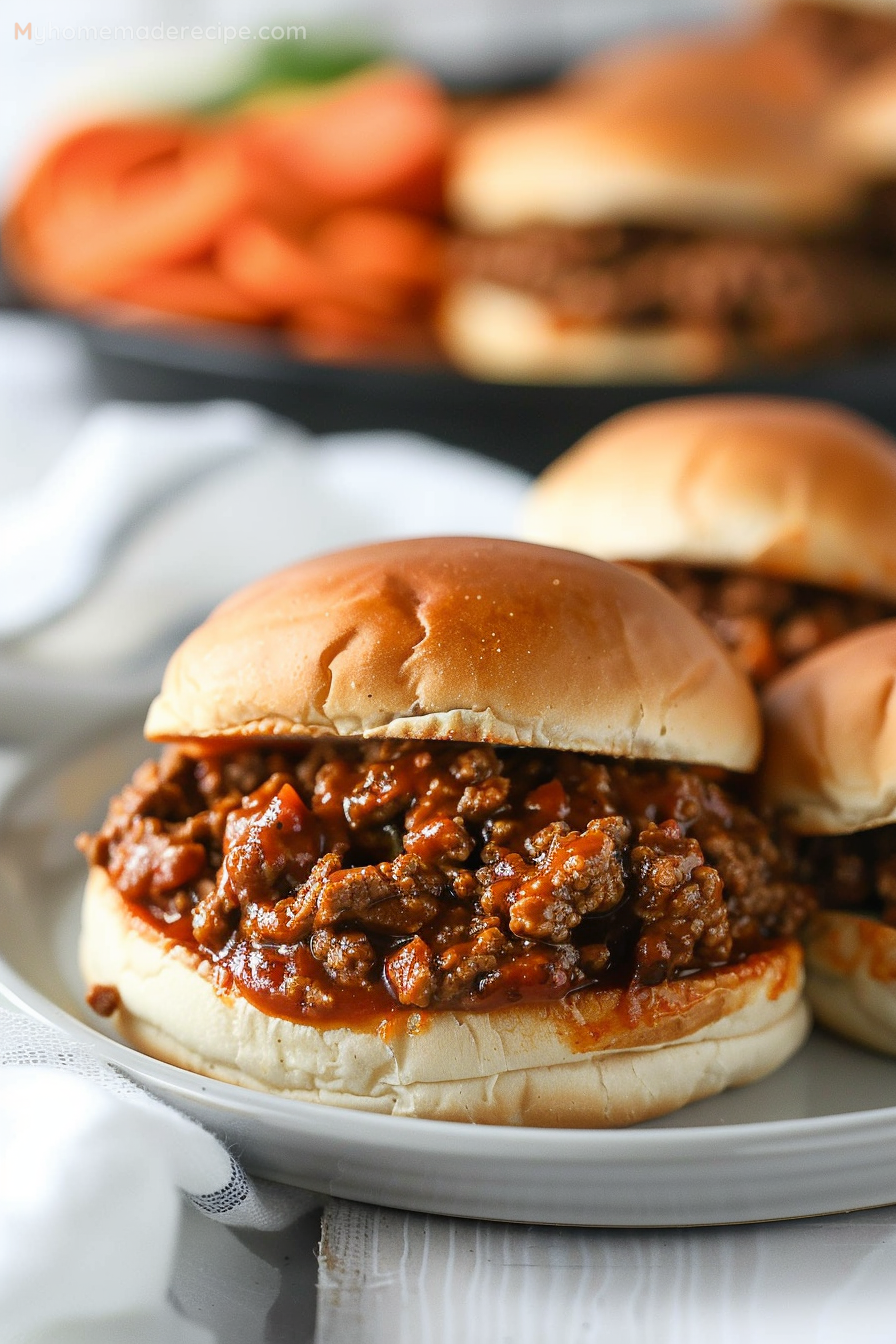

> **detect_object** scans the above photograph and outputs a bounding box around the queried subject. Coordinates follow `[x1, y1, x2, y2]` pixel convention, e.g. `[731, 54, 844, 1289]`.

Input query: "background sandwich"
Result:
[439, 43, 896, 383]
[522, 395, 896, 683]
[78, 537, 811, 1127]
[761, 621, 896, 1055]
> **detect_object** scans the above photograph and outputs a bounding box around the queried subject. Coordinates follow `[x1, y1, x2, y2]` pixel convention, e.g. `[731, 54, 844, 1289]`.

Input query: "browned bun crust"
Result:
[563, 26, 839, 118]
[825, 53, 896, 172]
[144, 537, 762, 772]
[760, 620, 896, 833]
[522, 396, 896, 600]
[804, 911, 896, 1056]
[437, 281, 735, 383]
[799, 0, 896, 14]
[79, 866, 810, 1126]
[448, 82, 855, 235]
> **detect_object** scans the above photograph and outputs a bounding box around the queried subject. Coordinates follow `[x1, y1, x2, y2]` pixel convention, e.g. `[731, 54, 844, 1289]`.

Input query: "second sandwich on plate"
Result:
[762, 620, 896, 1056]
[78, 537, 812, 1126]
[522, 394, 896, 684]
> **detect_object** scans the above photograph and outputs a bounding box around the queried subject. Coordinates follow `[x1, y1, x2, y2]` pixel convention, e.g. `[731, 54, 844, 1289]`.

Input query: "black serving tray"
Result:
[54, 312, 896, 473]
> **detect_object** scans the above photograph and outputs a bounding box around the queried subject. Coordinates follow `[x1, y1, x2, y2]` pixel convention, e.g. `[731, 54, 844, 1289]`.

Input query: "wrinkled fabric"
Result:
[0, 1008, 317, 1344]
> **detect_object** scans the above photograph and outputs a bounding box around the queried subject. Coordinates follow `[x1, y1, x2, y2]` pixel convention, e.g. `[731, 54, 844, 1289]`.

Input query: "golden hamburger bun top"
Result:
[145, 536, 761, 771]
[761, 619, 896, 833]
[448, 78, 855, 234]
[522, 395, 896, 599]
[564, 26, 838, 118]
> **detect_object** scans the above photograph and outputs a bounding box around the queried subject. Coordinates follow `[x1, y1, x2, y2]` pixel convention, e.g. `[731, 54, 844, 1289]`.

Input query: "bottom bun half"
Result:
[804, 911, 896, 1058]
[438, 280, 733, 384]
[80, 866, 810, 1127]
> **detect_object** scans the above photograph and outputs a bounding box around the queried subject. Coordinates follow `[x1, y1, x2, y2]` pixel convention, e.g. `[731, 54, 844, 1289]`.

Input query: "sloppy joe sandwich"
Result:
[761, 621, 896, 1054]
[438, 51, 896, 382]
[522, 395, 896, 684]
[78, 537, 811, 1126]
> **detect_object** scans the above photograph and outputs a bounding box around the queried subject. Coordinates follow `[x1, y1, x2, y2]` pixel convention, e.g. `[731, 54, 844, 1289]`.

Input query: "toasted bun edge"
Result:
[143, 537, 762, 774]
[761, 621, 896, 834]
[522, 396, 896, 601]
[805, 911, 896, 1057]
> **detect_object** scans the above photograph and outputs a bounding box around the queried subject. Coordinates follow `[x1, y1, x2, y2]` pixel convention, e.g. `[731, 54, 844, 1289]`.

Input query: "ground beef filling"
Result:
[450, 224, 896, 360]
[640, 564, 895, 686]
[795, 824, 896, 927]
[78, 742, 812, 1023]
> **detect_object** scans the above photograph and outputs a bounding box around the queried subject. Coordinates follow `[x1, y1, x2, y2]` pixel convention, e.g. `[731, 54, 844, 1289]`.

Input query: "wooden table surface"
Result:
[171, 1195, 896, 1343]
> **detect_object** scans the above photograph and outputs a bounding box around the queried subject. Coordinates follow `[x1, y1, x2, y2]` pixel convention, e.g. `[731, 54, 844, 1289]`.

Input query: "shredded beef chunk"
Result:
[796, 825, 896, 927]
[643, 564, 896, 685]
[79, 741, 812, 1018]
[86, 984, 120, 1017]
[478, 816, 629, 943]
[632, 820, 731, 984]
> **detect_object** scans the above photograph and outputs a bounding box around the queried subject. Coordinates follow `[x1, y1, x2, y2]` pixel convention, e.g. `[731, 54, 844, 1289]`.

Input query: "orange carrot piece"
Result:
[5, 122, 180, 302]
[218, 213, 436, 320]
[5, 76, 449, 335]
[243, 66, 450, 209]
[216, 216, 332, 310]
[312, 208, 444, 291]
[6, 120, 253, 301]
[109, 262, 274, 323]
[228, 126, 321, 233]
[291, 297, 397, 340]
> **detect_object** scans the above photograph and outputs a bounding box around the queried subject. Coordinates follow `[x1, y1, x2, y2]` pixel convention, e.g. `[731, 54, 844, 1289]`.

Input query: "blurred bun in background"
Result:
[440, 10, 896, 384]
[521, 396, 896, 682]
[761, 621, 896, 1057]
[8, 1, 896, 388]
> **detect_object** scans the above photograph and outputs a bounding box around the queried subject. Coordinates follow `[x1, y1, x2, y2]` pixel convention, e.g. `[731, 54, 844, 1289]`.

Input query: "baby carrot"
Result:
[312, 208, 444, 291]
[6, 121, 252, 299]
[242, 65, 450, 210]
[216, 216, 331, 310]
[109, 261, 274, 323]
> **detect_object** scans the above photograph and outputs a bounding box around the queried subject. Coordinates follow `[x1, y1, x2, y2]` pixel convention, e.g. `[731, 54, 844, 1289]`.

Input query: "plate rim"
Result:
[4, 960, 896, 1160]
[3, 718, 896, 1164]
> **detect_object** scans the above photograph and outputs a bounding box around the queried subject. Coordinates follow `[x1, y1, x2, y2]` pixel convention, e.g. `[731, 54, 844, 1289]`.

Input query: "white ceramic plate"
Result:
[2, 722, 896, 1228]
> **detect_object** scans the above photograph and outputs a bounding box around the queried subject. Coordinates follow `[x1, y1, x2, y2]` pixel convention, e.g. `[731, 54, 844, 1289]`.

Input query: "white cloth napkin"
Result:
[0, 400, 274, 639]
[0, 397, 528, 642]
[0, 1006, 316, 1344]
[0, 398, 529, 742]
